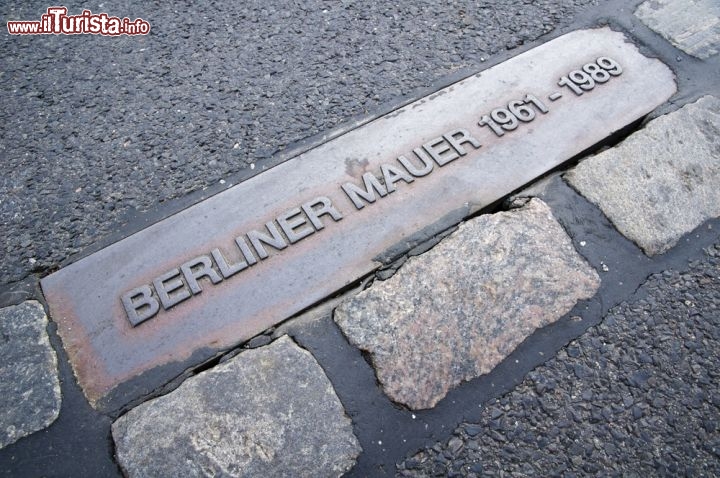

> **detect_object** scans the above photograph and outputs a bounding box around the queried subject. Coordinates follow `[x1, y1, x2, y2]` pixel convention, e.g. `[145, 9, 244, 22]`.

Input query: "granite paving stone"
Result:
[334, 198, 600, 410]
[636, 0, 720, 59]
[0, 300, 61, 449]
[566, 95, 720, 256]
[112, 335, 361, 478]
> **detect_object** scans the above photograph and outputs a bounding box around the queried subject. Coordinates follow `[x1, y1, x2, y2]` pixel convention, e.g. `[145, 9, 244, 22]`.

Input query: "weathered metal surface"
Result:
[41, 28, 676, 409]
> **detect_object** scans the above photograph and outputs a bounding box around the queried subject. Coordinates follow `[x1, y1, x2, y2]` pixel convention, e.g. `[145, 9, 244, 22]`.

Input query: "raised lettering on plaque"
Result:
[41, 28, 676, 410]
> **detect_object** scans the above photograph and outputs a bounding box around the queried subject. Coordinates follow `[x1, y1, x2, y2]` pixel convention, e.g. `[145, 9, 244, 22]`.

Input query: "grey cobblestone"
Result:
[0, 301, 60, 449]
[112, 336, 360, 478]
[566, 96, 720, 256]
[636, 0, 720, 59]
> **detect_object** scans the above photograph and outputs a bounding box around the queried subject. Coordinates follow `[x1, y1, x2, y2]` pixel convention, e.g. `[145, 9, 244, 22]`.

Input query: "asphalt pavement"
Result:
[1, 0, 719, 477]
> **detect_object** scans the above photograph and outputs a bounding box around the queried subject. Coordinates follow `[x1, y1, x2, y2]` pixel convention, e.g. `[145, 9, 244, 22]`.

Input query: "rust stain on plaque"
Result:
[41, 28, 676, 409]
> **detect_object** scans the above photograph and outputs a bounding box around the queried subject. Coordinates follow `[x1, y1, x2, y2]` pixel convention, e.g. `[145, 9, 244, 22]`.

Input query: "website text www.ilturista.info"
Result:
[7, 6, 150, 35]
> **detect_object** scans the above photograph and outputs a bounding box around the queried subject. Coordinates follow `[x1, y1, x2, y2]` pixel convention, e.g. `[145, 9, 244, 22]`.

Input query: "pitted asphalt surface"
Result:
[2, 1, 720, 477]
[0, 0, 598, 286]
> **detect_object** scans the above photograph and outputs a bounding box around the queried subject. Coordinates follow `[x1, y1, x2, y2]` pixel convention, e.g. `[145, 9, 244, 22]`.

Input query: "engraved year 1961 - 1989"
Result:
[478, 56, 623, 137]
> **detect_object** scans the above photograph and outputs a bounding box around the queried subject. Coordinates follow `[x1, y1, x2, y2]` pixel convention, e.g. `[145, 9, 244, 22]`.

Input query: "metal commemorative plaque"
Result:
[41, 28, 676, 409]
